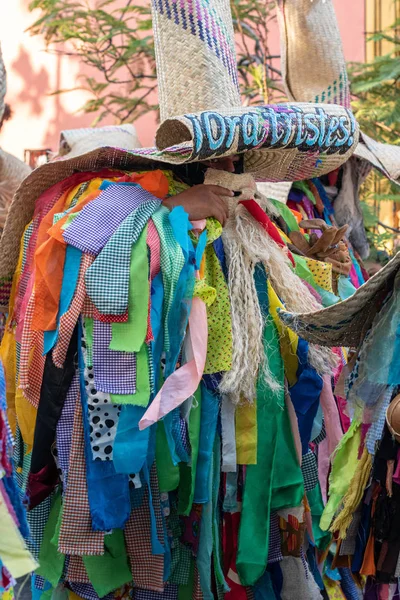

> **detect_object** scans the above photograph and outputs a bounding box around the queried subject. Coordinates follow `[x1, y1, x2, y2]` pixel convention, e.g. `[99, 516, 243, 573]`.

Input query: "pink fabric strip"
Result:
[320, 374, 343, 457]
[318, 437, 330, 505]
[139, 296, 208, 430]
[15, 272, 34, 344]
[145, 219, 161, 344]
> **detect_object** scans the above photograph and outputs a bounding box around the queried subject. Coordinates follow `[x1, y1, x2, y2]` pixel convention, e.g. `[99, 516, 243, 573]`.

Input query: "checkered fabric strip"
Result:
[63, 183, 148, 256]
[134, 584, 178, 600]
[339, 508, 362, 556]
[18, 288, 45, 408]
[56, 372, 79, 489]
[58, 395, 105, 556]
[33, 575, 46, 591]
[301, 451, 319, 492]
[151, 209, 185, 352]
[67, 555, 91, 584]
[82, 297, 95, 319]
[124, 468, 164, 592]
[70, 582, 114, 600]
[85, 195, 161, 315]
[94, 308, 128, 323]
[192, 565, 203, 600]
[366, 386, 394, 456]
[21, 222, 34, 274]
[93, 320, 136, 395]
[268, 512, 283, 564]
[53, 254, 94, 369]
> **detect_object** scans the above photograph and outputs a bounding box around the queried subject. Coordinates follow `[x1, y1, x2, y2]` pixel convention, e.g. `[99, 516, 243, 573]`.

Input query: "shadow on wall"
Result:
[11, 45, 93, 153]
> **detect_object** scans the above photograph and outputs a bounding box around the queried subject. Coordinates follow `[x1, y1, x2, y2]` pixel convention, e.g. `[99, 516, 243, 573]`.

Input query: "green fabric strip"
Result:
[177, 557, 195, 600]
[156, 420, 180, 492]
[270, 199, 300, 233]
[83, 529, 132, 597]
[237, 272, 304, 586]
[307, 484, 331, 551]
[110, 225, 149, 353]
[36, 492, 65, 588]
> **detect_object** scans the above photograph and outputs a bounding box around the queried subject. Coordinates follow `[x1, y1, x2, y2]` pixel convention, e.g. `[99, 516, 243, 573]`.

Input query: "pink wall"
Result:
[0, 0, 365, 160]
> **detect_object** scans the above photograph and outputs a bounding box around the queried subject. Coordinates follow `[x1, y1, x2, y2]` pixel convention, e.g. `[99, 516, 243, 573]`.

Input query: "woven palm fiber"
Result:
[204, 169, 335, 404]
[276, 0, 350, 108]
[279, 252, 400, 348]
[277, 0, 400, 187]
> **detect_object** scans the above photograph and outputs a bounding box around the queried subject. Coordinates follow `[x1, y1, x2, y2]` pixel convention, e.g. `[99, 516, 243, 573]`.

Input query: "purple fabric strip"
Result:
[70, 582, 114, 600]
[63, 183, 144, 255]
[93, 320, 136, 395]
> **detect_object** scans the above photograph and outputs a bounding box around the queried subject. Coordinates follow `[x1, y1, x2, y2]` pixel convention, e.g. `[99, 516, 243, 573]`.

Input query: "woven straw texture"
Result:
[276, 0, 400, 190]
[276, 0, 350, 108]
[0, 102, 360, 284]
[0, 44, 6, 123]
[151, 0, 241, 120]
[59, 124, 142, 158]
[0, 149, 31, 230]
[279, 252, 400, 348]
[354, 132, 400, 185]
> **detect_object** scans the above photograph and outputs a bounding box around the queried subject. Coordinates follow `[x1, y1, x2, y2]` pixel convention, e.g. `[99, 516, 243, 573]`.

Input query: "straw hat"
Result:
[0, 44, 6, 124]
[386, 395, 400, 443]
[0, 0, 360, 294]
[276, 0, 400, 184]
[0, 148, 31, 219]
[278, 251, 400, 348]
[57, 124, 142, 159]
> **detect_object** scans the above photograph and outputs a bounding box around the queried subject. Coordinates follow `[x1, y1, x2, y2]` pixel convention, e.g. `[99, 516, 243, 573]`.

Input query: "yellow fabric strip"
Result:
[0, 221, 28, 434]
[235, 399, 257, 465]
[0, 491, 38, 578]
[267, 281, 299, 387]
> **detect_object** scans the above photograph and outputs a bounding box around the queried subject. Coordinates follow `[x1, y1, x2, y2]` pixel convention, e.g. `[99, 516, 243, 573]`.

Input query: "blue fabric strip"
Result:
[78, 325, 131, 531]
[193, 384, 219, 503]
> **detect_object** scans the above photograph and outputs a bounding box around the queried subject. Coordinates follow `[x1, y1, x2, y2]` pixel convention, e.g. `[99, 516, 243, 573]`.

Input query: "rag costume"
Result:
[0, 0, 379, 599]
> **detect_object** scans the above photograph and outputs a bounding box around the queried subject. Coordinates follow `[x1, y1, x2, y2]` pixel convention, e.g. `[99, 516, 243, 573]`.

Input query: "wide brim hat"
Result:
[57, 124, 142, 159]
[0, 0, 360, 292]
[278, 251, 400, 348]
[386, 395, 400, 443]
[277, 0, 400, 186]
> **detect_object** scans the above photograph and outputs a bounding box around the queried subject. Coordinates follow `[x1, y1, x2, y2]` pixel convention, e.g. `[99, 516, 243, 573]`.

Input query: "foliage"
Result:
[29, 0, 157, 124]
[28, 0, 282, 125]
[349, 20, 400, 146]
[348, 20, 400, 256]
